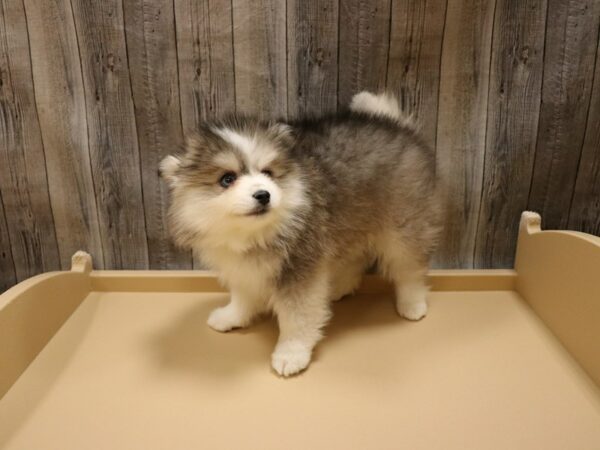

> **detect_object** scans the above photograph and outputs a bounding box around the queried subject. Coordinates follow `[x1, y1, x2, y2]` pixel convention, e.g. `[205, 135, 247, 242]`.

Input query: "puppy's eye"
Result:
[261, 169, 273, 178]
[219, 172, 237, 188]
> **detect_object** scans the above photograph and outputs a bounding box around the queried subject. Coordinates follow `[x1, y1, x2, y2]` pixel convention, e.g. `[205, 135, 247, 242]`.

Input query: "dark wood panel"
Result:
[569, 35, 600, 236]
[124, 0, 192, 269]
[0, 0, 60, 280]
[232, 0, 287, 119]
[23, 0, 104, 269]
[0, 190, 16, 292]
[175, 0, 236, 268]
[386, 0, 447, 147]
[528, 0, 600, 230]
[287, 0, 339, 116]
[70, 0, 149, 269]
[474, 0, 547, 268]
[435, 0, 496, 268]
[338, 0, 391, 107]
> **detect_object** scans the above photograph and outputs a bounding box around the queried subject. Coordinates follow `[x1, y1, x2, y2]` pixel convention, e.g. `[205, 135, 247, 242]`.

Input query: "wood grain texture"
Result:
[338, 0, 390, 107]
[474, 0, 547, 268]
[386, 0, 447, 146]
[124, 0, 191, 269]
[70, 0, 149, 269]
[287, 0, 339, 116]
[435, 0, 496, 268]
[175, 0, 235, 268]
[0, 0, 60, 280]
[23, 0, 104, 270]
[569, 35, 600, 236]
[232, 0, 286, 118]
[175, 0, 236, 127]
[528, 0, 600, 230]
[2, 0, 600, 290]
[0, 190, 16, 292]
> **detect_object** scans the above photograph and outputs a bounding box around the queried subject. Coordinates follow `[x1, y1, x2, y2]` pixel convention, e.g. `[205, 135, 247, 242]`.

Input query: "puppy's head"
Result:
[160, 119, 306, 251]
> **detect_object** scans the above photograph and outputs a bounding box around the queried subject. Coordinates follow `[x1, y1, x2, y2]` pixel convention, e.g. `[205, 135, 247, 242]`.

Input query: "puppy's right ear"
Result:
[159, 155, 182, 186]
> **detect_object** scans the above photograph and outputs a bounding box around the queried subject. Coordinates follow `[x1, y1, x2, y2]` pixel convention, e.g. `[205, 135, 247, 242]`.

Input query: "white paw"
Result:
[397, 300, 428, 321]
[207, 305, 246, 332]
[271, 341, 312, 377]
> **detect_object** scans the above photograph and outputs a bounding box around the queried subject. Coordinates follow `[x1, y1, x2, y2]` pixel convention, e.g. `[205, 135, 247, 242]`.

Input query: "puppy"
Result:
[160, 92, 443, 376]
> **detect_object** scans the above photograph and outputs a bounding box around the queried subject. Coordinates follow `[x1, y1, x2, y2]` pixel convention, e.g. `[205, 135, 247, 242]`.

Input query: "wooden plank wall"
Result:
[1, 0, 599, 290]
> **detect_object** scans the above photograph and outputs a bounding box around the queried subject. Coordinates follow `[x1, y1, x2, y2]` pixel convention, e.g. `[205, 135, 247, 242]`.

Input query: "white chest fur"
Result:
[198, 245, 281, 298]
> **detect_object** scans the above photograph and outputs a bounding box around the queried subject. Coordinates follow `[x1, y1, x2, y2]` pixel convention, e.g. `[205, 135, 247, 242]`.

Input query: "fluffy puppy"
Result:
[160, 92, 443, 376]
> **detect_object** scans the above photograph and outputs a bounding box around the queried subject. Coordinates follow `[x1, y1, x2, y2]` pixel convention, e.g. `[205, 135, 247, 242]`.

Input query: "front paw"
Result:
[207, 305, 247, 332]
[397, 300, 427, 321]
[271, 341, 312, 377]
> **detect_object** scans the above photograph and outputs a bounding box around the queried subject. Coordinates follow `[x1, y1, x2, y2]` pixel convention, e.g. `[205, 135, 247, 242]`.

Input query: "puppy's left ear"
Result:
[268, 122, 295, 148]
[159, 155, 182, 186]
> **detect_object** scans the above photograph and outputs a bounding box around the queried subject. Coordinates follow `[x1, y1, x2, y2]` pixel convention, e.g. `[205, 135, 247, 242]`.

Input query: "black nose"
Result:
[253, 190, 270, 205]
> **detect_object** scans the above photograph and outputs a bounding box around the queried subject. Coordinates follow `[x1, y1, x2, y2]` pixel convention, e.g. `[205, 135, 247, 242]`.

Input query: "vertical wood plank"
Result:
[124, 0, 192, 269]
[474, 0, 547, 268]
[528, 0, 600, 230]
[0, 191, 16, 292]
[287, 0, 339, 116]
[70, 0, 149, 269]
[23, 0, 104, 270]
[232, 0, 287, 118]
[0, 0, 60, 280]
[175, 0, 236, 128]
[338, 0, 391, 108]
[569, 35, 600, 236]
[386, 0, 447, 146]
[435, 0, 496, 268]
[175, 0, 235, 268]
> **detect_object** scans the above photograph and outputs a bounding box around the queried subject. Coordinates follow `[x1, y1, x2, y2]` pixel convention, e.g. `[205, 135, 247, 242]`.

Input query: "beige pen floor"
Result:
[1, 289, 600, 450]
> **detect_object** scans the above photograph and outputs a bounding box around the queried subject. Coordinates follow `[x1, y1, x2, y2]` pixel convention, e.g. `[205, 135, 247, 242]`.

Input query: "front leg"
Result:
[207, 289, 266, 332]
[271, 273, 331, 377]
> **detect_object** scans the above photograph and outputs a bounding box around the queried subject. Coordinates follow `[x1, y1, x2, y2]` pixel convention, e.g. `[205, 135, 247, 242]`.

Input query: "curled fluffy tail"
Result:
[349, 91, 415, 129]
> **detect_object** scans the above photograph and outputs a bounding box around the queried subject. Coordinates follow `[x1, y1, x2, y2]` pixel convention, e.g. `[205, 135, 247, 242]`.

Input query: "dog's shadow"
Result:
[148, 292, 410, 380]
[148, 295, 274, 379]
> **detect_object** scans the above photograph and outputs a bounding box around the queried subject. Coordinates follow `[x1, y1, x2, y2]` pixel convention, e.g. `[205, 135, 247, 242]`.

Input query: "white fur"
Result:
[207, 290, 267, 332]
[163, 121, 430, 378]
[376, 231, 429, 320]
[159, 155, 181, 186]
[171, 165, 306, 254]
[350, 91, 416, 128]
[396, 281, 428, 320]
[214, 128, 255, 158]
[271, 268, 331, 376]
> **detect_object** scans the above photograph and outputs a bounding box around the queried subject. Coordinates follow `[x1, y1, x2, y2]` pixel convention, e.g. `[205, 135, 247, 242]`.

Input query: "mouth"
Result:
[247, 206, 270, 216]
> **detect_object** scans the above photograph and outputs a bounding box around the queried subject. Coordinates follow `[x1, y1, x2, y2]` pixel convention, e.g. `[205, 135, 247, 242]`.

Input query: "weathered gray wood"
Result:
[386, 0, 447, 147]
[70, 0, 149, 269]
[474, 0, 547, 268]
[2, 0, 600, 291]
[124, 0, 192, 269]
[0, 191, 16, 292]
[287, 0, 339, 116]
[232, 0, 287, 119]
[435, 0, 496, 268]
[569, 35, 600, 236]
[23, 0, 104, 270]
[175, 0, 236, 127]
[528, 0, 600, 230]
[0, 0, 60, 280]
[175, 0, 236, 268]
[338, 0, 390, 108]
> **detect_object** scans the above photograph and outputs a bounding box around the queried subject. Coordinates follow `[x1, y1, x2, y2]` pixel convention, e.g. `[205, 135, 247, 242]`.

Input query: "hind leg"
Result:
[393, 266, 429, 320]
[377, 237, 430, 320]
